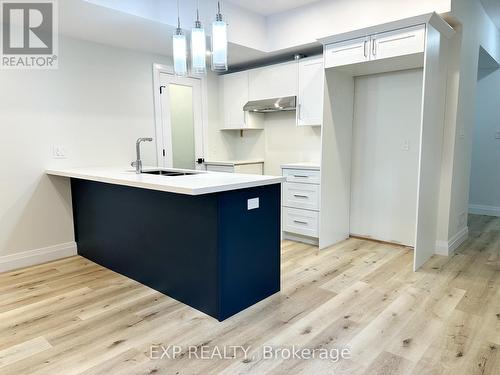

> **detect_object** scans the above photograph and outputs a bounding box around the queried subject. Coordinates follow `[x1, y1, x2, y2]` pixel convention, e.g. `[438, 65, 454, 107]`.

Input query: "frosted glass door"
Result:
[158, 73, 204, 170]
[168, 84, 195, 169]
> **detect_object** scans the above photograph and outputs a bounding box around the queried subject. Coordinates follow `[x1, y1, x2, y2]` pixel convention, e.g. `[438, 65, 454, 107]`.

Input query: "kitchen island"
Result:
[46, 167, 284, 321]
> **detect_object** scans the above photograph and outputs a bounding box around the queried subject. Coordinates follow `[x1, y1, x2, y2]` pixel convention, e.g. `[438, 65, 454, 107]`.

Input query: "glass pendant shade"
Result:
[211, 19, 228, 71]
[173, 29, 187, 76]
[191, 24, 206, 75]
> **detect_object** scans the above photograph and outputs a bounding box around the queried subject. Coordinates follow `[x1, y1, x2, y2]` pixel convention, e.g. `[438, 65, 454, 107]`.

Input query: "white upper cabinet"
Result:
[220, 59, 324, 129]
[371, 25, 425, 60]
[324, 36, 369, 68]
[297, 56, 324, 127]
[220, 70, 263, 129]
[248, 62, 298, 100]
[324, 25, 426, 68]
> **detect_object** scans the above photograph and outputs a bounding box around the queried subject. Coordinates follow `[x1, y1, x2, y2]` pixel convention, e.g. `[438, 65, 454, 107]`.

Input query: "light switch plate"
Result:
[247, 197, 259, 210]
[495, 131, 500, 140]
[401, 140, 410, 151]
[459, 128, 466, 139]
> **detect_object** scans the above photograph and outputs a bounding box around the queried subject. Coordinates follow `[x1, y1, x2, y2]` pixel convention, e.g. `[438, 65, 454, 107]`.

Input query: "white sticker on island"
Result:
[247, 198, 259, 210]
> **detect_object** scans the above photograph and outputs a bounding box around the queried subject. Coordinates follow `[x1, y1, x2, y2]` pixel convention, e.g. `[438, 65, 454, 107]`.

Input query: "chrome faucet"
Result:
[131, 137, 153, 174]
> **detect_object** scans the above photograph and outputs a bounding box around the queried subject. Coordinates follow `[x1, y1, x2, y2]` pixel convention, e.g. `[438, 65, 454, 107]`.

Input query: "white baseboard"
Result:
[435, 226, 468, 256]
[283, 232, 319, 246]
[469, 204, 500, 217]
[0, 242, 77, 273]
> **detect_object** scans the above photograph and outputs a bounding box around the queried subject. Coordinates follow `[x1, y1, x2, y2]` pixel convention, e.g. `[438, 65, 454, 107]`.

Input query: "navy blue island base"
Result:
[70, 179, 281, 321]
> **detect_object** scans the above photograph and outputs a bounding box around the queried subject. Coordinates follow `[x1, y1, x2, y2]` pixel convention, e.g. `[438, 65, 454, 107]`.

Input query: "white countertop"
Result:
[204, 159, 264, 166]
[280, 162, 321, 171]
[46, 167, 285, 195]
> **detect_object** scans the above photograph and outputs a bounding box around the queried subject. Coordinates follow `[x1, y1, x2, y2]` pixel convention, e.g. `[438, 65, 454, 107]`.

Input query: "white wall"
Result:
[226, 112, 322, 175]
[469, 67, 500, 216]
[262, 113, 322, 175]
[0, 36, 220, 268]
[437, 0, 500, 245]
[266, 0, 451, 51]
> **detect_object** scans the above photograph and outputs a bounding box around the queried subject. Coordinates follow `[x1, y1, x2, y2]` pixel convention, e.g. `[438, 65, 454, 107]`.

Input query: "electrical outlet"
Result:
[52, 145, 67, 159]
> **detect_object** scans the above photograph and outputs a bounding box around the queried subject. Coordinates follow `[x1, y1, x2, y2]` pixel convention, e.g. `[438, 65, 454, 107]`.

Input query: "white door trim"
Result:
[152, 63, 208, 168]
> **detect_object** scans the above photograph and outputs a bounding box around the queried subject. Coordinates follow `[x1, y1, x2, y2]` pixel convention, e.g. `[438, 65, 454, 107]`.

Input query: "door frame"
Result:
[152, 63, 208, 168]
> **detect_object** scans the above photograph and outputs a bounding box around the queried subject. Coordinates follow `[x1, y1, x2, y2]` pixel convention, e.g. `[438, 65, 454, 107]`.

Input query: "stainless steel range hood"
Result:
[243, 96, 296, 113]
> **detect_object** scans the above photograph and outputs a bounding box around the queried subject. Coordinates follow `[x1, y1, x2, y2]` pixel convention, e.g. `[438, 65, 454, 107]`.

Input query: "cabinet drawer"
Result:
[234, 163, 264, 175]
[324, 36, 369, 68]
[372, 25, 425, 61]
[283, 182, 319, 211]
[282, 168, 320, 184]
[283, 207, 319, 238]
[206, 164, 235, 173]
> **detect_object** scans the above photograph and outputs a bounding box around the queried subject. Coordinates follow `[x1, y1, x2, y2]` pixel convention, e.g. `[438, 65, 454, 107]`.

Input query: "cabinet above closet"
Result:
[318, 12, 456, 272]
[320, 13, 454, 77]
[324, 25, 426, 69]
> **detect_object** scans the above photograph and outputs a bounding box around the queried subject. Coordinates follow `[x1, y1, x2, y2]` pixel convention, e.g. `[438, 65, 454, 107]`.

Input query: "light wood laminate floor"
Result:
[0, 215, 499, 374]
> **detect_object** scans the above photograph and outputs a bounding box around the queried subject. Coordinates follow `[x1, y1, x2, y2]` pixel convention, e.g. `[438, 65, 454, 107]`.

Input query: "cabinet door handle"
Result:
[298, 103, 302, 121]
[363, 40, 368, 58]
[293, 220, 308, 225]
[372, 39, 377, 57]
[293, 175, 308, 178]
[293, 194, 308, 198]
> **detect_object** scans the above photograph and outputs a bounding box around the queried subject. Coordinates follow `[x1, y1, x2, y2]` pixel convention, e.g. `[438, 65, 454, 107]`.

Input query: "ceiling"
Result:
[59, 0, 321, 70]
[480, 0, 500, 30]
[225, 0, 322, 16]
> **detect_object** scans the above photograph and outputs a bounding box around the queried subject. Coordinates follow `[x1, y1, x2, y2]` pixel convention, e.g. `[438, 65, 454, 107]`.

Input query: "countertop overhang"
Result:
[46, 167, 285, 195]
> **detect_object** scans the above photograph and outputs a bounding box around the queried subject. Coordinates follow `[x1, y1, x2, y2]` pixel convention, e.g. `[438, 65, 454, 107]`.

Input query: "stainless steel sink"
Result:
[141, 169, 199, 176]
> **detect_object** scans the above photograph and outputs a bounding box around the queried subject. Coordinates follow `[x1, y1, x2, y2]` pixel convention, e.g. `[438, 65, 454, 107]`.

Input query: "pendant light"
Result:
[172, 0, 187, 76]
[211, 1, 228, 72]
[191, 1, 206, 75]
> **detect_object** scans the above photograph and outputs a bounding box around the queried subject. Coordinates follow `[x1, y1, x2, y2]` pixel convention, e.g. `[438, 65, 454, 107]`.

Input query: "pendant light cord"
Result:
[176, 0, 180, 29]
[195, 0, 201, 26]
[216, 1, 222, 21]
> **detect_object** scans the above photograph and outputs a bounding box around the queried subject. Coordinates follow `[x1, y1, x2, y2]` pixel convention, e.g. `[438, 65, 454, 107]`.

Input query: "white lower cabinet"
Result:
[283, 207, 319, 238]
[283, 182, 320, 211]
[281, 164, 320, 245]
[282, 168, 321, 184]
[205, 161, 264, 175]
